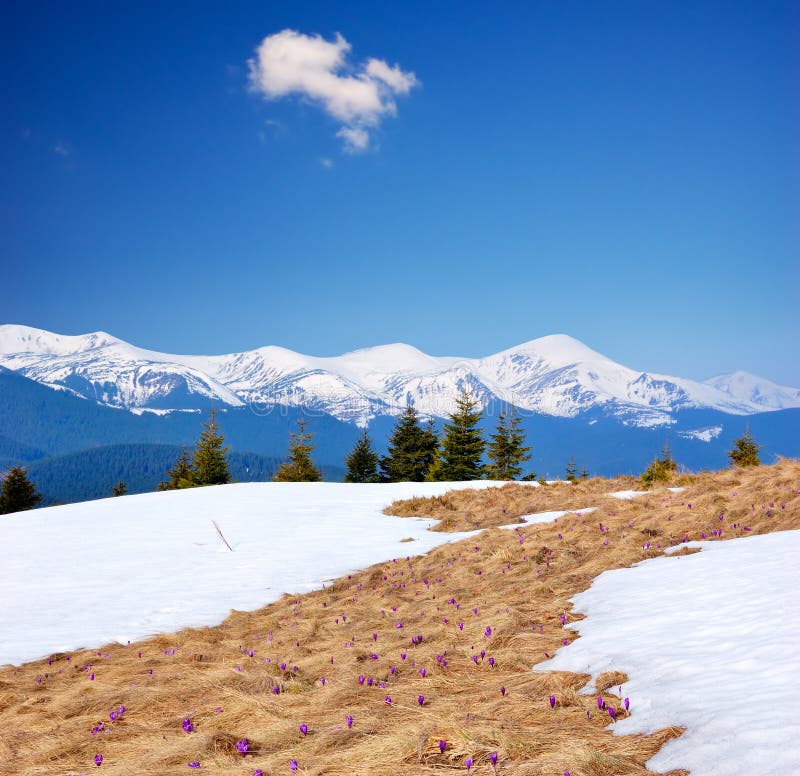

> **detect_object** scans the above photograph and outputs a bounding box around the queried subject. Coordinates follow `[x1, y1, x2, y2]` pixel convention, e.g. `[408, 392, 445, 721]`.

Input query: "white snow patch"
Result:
[498, 506, 596, 531]
[677, 425, 723, 443]
[608, 490, 650, 500]
[534, 531, 800, 775]
[0, 481, 505, 666]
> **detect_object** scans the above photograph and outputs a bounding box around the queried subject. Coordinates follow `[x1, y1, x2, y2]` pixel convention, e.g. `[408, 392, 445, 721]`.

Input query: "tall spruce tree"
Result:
[485, 407, 531, 480]
[380, 405, 439, 482]
[433, 390, 485, 481]
[274, 417, 322, 482]
[0, 466, 43, 514]
[728, 428, 761, 467]
[344, 429, 380, 483]
[193, 409, 231, 486]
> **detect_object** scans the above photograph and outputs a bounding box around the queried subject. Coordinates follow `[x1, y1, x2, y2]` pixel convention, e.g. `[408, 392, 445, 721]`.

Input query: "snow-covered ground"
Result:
[0, 481, 503, 666]
[535, 530, 800, 775]
[2, 483, 797, 774]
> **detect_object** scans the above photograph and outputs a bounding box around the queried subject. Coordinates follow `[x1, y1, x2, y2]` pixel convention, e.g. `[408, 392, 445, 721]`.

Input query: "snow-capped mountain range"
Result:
[1, 324, 798, 427]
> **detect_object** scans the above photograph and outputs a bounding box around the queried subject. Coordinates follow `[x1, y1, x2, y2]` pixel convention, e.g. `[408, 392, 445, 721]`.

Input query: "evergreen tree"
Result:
[728, 428, 761, 467]
[344, 429, 380, 483]
[580, 467, 589, 480]
[111, 480, 127, 497]
[565, 457, 578, 482]
[380, 405, 439, 482]
[485, 407, 531, 480]
[433, 390, 486, 481]
[274, 417, 322, 482]
[641, 441, 678, 486]
[158, 445, 196, 490]
[0, 466, 43, 514]
[193, 409, 231, 486]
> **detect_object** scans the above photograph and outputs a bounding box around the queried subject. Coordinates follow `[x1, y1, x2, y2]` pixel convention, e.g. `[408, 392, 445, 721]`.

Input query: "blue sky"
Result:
[2, 1, 798, 384]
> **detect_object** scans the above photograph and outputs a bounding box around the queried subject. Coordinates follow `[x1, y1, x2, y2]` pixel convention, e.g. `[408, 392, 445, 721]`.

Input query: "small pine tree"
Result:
[158, 445, 196, 490]
[728, 428, 761, 467]
[565, 457, 578, 482]
[193, 409, 231, 486]
[111, 480, 127, 497]
[433, 390, 486, 481]
[641, 441, 678, 486]
[580, 467, 589, 480]
[380, 405, 439, 482]
[0, 466, 43, 514]
[485, 407, 531, 480]
[274, 417, 322, 482]
[344, 429, 380, 483]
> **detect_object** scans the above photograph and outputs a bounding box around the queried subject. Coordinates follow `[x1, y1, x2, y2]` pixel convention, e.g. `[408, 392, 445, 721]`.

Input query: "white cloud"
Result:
[320, 157, 334, 169]
[336, 126, 369, 153]
[248, 29, 418, 153]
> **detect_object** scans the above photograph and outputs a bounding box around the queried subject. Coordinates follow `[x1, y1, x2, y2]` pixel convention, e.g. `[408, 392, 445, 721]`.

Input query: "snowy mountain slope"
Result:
[704, 371, 800, 411]
[1, 324, 797, 424]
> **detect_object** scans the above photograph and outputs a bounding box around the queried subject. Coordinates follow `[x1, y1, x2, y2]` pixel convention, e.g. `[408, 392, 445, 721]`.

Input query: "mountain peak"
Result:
[0, 324, 120, 356]
[1, 324, 797, 420]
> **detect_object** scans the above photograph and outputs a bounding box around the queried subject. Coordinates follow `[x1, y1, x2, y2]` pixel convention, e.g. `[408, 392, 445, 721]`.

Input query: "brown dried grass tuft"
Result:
[0, 460, 797, 775]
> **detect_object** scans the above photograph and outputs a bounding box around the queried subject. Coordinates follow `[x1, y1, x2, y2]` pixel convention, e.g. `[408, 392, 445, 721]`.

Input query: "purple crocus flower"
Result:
[488, 657, 495, 667]
[299, 724, 308, 736]
[236, 738, 249, 754]
[346, 714, 354, 728]
[188, 762, 200, 769]
[465, 757, 473, 771]
[597, 696, 604, 710]
[417, 695, 425, 706]
[385, 695, 392, 705]
[439, 739, 447, 753]
[624, 697, 630, 711]
[490, 752, 498, 766]
[549, 694, 556, 709]
[289, 759, 298, 772]
[254, 770, 264, 776]
[358, 674, 365, 685]
[94, 753, 103, 766]
[420, 668, 427, 678]
[182, 717, 194, 733]
[500, 686, 506, 696]
[608, 707, 616, 720]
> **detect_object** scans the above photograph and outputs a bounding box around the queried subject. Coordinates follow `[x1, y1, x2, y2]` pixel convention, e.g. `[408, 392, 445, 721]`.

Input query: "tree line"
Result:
[0, 401, 764, 514]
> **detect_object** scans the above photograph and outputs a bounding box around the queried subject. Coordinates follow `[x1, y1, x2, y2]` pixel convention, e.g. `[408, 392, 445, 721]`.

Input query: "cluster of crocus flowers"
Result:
[182, 717, 194, 733]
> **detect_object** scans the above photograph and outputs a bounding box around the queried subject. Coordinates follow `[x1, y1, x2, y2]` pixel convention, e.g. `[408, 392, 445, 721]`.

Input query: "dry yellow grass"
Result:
[1, 460, 797, 775]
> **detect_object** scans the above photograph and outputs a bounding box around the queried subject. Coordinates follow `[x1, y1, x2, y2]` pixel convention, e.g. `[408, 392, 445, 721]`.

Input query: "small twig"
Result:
[211, 520, 234, 552]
